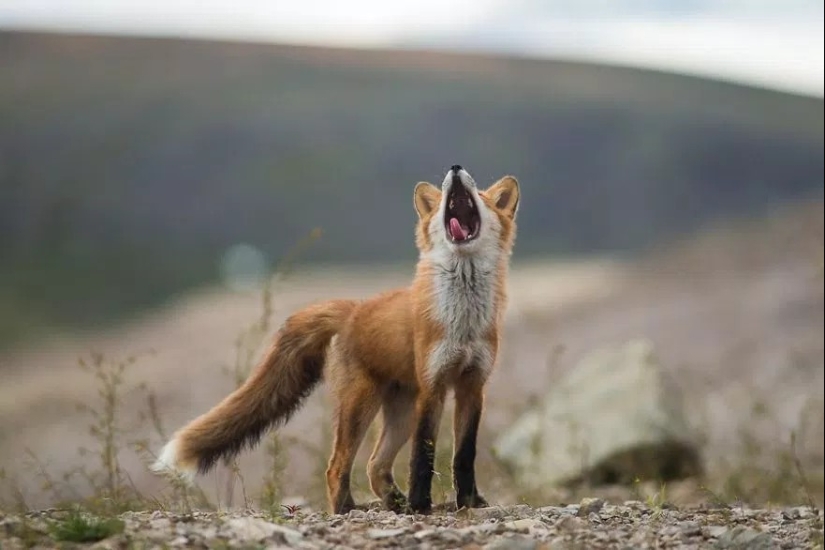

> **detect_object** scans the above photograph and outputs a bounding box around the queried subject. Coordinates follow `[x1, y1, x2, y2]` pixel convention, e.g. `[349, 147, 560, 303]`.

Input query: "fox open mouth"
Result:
[444, 182, 481, 243]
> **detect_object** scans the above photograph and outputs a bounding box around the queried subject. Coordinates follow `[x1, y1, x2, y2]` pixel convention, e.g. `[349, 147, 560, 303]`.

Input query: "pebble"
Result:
[367, 527, 406, 539]
[0, 502, 818, 549]
[576, 497, 605, 517]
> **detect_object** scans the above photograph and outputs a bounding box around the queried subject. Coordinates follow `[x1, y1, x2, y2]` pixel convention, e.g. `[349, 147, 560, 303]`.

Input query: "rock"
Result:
[367, 527, 406, 539]
[170, 535, 189, 546]
[714, 526, 778, 549]
[470, 507, 510, 520]
[503, 518, 544, 532]
[707, 525, 730, 538]
[556, 516, 586, 532]
[536, 506, 567, 516]
[438, 529, 464, 543]
[679, 521, 702, 537]
[224, 517, 303, 546]
[271, 525, 306, 547]
[414, 529, 437, 539]
[576, 498, 605, 517]
[225, 517, 277, 542]
[346, 509, 366, 520]
[546, 536, 575, 550]
[492, 339, 702, 488]
[484, 535, 539, 550]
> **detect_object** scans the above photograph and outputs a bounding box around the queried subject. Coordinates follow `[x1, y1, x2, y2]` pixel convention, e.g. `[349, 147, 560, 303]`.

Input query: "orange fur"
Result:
[152, 167, 520, 515]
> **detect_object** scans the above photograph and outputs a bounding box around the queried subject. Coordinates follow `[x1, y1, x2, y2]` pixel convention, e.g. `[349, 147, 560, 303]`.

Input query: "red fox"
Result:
[151, 165, 520, 514]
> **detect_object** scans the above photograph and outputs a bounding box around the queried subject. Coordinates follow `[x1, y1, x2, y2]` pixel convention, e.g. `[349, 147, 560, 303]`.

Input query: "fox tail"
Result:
[150, 299, 356, 481]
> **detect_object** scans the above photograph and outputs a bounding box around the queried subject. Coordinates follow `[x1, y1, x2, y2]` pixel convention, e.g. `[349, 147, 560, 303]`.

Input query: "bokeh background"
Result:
[1, 0, 823, 510]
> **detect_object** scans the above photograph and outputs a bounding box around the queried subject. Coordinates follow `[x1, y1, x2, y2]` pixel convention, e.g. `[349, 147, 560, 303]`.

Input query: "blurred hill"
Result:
[0, 30, 823, 348]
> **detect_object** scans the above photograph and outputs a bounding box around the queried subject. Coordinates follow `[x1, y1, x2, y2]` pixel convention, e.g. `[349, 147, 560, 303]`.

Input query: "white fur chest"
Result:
[424, 254, 499, 382]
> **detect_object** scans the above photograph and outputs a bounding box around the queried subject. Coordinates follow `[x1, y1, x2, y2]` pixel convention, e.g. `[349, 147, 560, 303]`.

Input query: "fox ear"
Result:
[414, 182, 441, 218]
[486, 176, 520, 219]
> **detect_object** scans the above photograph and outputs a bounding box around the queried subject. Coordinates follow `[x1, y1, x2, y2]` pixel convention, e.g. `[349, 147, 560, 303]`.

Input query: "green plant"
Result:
[47, 507, 124, 543]
[75, 351, 147, 511]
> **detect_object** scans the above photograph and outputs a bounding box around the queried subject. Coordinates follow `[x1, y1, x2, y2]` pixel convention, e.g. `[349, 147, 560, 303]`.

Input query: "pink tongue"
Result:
[449, 217, 469, 241]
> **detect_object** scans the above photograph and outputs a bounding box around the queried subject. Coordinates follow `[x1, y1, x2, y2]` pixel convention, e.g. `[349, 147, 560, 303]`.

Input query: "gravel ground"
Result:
[2, 501, 822, 549]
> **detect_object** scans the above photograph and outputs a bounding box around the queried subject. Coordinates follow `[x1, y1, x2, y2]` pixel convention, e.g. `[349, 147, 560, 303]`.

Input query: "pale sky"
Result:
[1, 0, 823, 97]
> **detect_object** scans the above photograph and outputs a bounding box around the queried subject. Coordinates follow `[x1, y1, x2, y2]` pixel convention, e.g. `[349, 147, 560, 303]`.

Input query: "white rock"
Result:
[492, 339, 701, 488]
[504, 518, 545, 532]
[225, 517, 303, 546]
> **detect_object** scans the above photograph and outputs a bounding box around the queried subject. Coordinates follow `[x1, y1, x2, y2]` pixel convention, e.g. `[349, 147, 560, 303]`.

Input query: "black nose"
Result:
[450, 164, 463, 173]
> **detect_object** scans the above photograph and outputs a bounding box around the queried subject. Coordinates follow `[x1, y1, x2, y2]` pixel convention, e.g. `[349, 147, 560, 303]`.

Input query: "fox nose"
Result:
[450, 164, 463, 174]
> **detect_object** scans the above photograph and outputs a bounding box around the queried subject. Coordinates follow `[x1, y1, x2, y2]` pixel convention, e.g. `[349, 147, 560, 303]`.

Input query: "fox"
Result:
[150, 165, 520, 515]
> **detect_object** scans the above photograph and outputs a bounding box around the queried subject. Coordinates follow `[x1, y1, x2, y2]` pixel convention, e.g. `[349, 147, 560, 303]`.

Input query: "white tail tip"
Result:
[150, 438, 197, 485]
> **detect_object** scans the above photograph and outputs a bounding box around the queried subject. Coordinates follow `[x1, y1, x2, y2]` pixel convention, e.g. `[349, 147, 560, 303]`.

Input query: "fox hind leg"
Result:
[326, 374, 380, 514]
[367, 387, 415, 512]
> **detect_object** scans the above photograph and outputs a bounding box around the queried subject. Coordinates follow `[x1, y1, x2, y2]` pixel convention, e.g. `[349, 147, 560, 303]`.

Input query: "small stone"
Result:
[149, 517, 171, 529]
[576, 498, 605, 517]
[457, 523, 499, 536]
[347, 509, 366, 520]
[707, 525, 729, 538]
[556, 516, 586, 532]
[275, 525, 308, 547]
[484, 535, 539, 550]
[367, 528, 406, 539]
[226, 517, 281, 542]
[439, 529, 464, 543]
[680, 521, 702, 537]
[536, 506, 567, 516]
[546, 536, 573, 550]
[660, 525, 681, 537]
[504, 518, 543, 532]
[471, 507, 509, 520]
[714, 526, 777, 549]
[414, 529, 437, 540]
[623, 500, 646, 509]
[795, 506, 816, 519]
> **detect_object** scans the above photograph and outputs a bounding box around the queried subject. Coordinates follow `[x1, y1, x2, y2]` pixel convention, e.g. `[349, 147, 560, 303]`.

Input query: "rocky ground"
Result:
[1, 501, 822, 550]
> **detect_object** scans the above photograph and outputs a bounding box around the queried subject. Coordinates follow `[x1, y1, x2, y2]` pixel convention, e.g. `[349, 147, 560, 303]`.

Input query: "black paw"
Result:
[456, 492, 489, 510]
[407, 496, 432, 515]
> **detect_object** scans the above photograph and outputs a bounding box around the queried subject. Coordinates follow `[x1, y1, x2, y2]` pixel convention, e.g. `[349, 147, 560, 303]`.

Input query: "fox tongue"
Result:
[449, 217, 469, 241]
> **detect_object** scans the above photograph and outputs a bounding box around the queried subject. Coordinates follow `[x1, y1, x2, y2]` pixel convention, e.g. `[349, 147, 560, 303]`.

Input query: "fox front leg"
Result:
[452, 369, 489, 509]
[407, 387, 446, 514]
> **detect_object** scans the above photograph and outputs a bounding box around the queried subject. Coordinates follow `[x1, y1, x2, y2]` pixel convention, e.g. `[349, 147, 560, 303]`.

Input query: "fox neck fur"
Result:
[411, 168, 519, 386]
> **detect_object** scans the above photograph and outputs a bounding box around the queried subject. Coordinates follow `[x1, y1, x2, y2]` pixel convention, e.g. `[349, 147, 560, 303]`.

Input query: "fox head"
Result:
[413, 165, 520, 259]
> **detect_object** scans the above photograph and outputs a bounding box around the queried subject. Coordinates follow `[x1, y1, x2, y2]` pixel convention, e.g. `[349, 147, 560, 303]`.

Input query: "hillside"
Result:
[0, 30, 823, 347]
